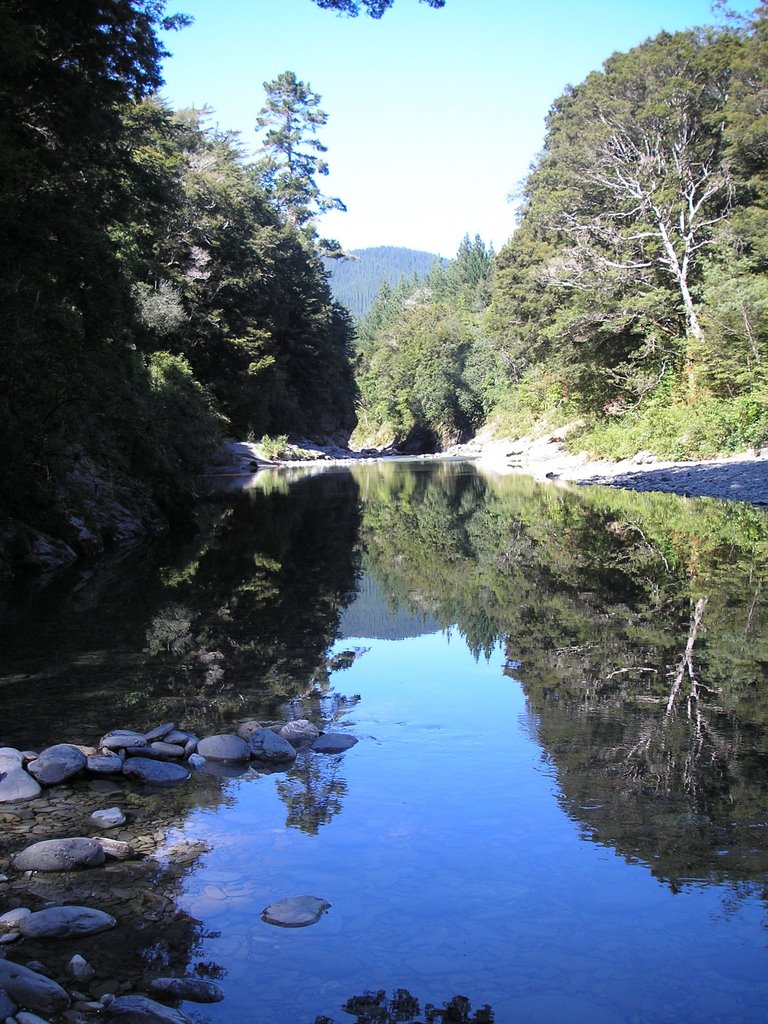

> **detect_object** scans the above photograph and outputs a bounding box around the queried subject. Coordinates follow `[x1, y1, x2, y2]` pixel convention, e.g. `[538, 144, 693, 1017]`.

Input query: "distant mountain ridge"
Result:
[324, 246, 443, 318]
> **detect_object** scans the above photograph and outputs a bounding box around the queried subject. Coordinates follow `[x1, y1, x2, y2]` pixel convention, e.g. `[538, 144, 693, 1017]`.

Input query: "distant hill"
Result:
[324, 246, 443, 318]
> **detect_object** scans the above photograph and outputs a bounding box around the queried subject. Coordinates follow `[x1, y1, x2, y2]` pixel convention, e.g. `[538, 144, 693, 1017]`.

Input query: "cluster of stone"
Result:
[0, 716, 357, 1021]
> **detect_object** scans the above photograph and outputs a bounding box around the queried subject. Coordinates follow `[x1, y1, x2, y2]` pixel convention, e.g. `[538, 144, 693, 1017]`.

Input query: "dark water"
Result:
[2, 461, 768, 1023]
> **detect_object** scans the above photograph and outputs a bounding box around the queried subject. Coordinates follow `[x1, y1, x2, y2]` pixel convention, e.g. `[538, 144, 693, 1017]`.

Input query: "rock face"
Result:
[261, 895, 331, 928]
[26, 743, 86, 785]
[19, 905, 116, 940]
[247, 728, 297, 764]
[147, 978, 225, 1003]
[0, 748, 41, 803]
[122, 758, 190, 786]
[103, 994, 190, 1023]
[13, 838, 106, 872]
[311, 733, 358, 753]
[280, 719, 320, 747]
[196, 734, 249, 763]
[0, 960, 70, 1016]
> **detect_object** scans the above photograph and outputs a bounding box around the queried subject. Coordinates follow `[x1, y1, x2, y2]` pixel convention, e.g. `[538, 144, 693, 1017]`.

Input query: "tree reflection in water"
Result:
[315, 988, 493, 1023]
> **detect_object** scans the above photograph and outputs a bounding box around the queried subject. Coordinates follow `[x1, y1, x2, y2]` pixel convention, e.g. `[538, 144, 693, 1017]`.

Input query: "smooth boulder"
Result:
[20, 905, 116, 940]
[26, 743, 86, 785]
[280, 719, 320, 747]
[101, 730, 147, 752]
[196, 734, 249, 763]
[0, 989, 17, 1019]
[147, 978, 224, 1003]
[87, 753, 124, 774]
[0, 961, 70, 1016]
[311, 733, 358, 753]
[90, 807, 126, 829]
[13, 837, 106, 872]
[103, 995, 190, 1023]
[122, 758, 190, 786]
[247, 728, 297, 764]
[0, 748, 42, 803]
[261, 895, 330, 928]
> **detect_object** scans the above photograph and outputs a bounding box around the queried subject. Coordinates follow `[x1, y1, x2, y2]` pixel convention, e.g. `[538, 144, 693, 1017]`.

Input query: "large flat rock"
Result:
[261, 895, 330, 928]
[147, 978, 224, 1003]
[19, 905, 116, 940]
[103, 994, 190, 1022]
[122, 757, 190, 786]
[13, 838, 106, 872]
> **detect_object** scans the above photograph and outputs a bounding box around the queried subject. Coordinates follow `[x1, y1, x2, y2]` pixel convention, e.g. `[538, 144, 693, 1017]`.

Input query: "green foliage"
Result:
[258, 435, 291, 460]
[311, 0, 444, 16]
[323, 247, 444, 319]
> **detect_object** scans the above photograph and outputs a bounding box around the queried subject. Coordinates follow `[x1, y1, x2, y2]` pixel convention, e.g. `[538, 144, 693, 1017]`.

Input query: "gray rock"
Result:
[17, 1009, 52, 1024]
[279, 719, 320, 747]
[67, 955, 96, 983]
[187, 754, 206, 771]
[0, 988, 17, 1018]
[0, 961, 69, 1016]
[261, 895, 330, 928]
[100, 731, 147, 752]
[0, 749, 42, 803]
[311, 733, 358, 754]
[146, 978, 224, 1003]
[182, 738, 197, 757]
[144, 742, 186, 761]
[26, 744, 86, 785]
[164, 731, 196, 745]
[103, 995, 190, 1023]
[13, 838, 105, 872]
[19, 906, 116, 940]
[143, 722, 175, 742]
[235, 720, 262, 741]
[89, 807, 125, 829]
[122, 758, 190, 787]
[86, 753, 124, 775]
[92, 837, 136, 861]
[247, 729, 297, 764]
[196, 734, 249, 763]
[0, 909, 31, 932]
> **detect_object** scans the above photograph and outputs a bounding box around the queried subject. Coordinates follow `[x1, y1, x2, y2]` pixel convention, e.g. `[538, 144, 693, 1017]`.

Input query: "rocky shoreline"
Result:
[0, 716, 358, 1023]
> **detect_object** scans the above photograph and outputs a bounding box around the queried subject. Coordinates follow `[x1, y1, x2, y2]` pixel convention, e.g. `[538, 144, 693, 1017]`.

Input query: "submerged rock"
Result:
[67, 954, 96, 983]
[89, 807, 126, 829]
[247, 728, 297, 764]
[19, 905, 116, 940]
[13, 838, 106, 872]
[0, 960, 70, 1016]
[261, 895, 331, 928]
[147, 978, 224, 1003]
[103, 994, 190, 1022]
[0, 989, 17, 1019]
[122, 758, 190, 787]
[196, 734, 249, 763]
[311, 733, 358, 754]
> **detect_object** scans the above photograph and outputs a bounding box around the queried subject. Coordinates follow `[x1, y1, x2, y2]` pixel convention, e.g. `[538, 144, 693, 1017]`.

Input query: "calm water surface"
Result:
[2, 461, 768, 1023]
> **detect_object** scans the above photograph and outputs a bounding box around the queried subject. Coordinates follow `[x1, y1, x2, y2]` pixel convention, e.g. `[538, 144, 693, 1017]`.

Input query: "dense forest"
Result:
[5, 0, 768, 582]
[355, 6, 768, 456]
[323, 247, 444, 317]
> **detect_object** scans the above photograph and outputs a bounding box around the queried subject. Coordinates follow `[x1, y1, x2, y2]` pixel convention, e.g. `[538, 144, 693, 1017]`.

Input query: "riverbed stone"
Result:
[311, 733, 358, 753]
[144, 742, 186, 761]
[261, 894, 330, 928]
[0, 988, 17, 1018]
[164, 731, 196, 746]
[92, 836, 136, 860]
[235, 720, 262, 741]
[0, 960, 70, 1016]
[196, 734, 249, 763]
[19, 906, 116, 940]
[143, 722, 175, 742]
[67, 955, 96, 983]
[100, 731, 147, 752]
[103, 994, 190, 1022]
[280, 719, 320, 747]
[13, 838, 106, 872]
[89, 807, 125, 829]
[0, 749, 42, 803]
[18, 1009, 53, 1024]
[146, 978, 224, 1003]
[86, 753, 124, 775]
[122, 758, 190, 787]
[187, 754, 206, 770]
[247, 728, 297, 764]
[26, 744, 86, 786]
[0, 909, 31, 931]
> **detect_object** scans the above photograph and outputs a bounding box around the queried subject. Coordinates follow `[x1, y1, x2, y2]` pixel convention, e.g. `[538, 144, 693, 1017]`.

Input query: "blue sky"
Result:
[160, 0, 755, 258]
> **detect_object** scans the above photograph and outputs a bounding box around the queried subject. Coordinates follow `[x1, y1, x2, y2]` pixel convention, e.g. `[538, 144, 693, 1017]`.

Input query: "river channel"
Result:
[1, 460, 768, 1023]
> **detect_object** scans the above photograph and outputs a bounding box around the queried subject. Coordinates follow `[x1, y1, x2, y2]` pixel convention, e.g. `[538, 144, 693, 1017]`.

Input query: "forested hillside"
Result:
[323, 246, 442, 317]
[0, 2, 355, 581]
[355, 9, 768, 457]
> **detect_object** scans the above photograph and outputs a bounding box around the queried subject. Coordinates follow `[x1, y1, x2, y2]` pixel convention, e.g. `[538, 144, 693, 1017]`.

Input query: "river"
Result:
[1, 460, 767, 1023]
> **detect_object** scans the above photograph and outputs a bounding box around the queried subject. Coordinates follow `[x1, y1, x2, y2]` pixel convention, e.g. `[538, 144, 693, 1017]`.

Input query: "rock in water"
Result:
[103, 994, 190, 1022]
[247, 728, 297, 764]
[122, 758, 190, 786]
[0, 747, 42, 802]
[86, 753, 124, 774]
[311, 733, 358, 753]
[280, 719, 320, 747]
[89, 807, 126, 829]
[26, 743, 86, 785]
[0, 960, 70, 1016]
[196, 734, 249, 763]
[13, 838, 106, 872]
[147, 978, 224, 1003]
[0, 989, 17, 1019]
[261, 895, 330, 928]
[19, 905, 116, 939]
[100, 730, 148, 752]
